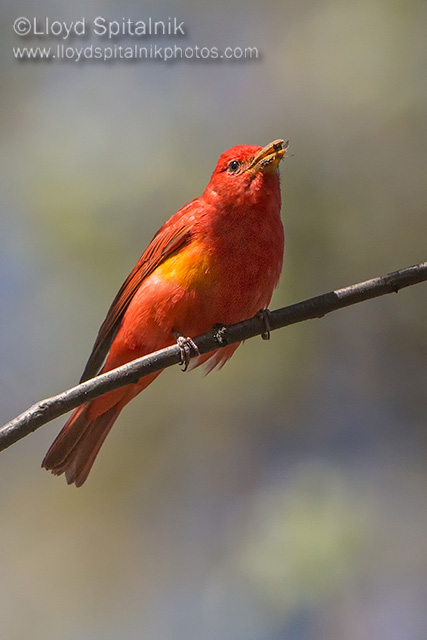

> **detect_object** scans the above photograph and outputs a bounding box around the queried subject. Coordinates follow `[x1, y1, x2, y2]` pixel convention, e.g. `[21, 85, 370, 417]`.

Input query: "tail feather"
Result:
[42, 403, 122, 487]
[42, 372, 162, 487]
[191, 342, 241, 373]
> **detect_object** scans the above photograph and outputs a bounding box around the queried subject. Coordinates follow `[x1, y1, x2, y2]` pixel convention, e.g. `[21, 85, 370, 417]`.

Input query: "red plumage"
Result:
[42, 140, 287, 486]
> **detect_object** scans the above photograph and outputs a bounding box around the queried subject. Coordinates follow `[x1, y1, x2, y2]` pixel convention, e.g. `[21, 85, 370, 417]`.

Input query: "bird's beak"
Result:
[248, 139, 289, 175]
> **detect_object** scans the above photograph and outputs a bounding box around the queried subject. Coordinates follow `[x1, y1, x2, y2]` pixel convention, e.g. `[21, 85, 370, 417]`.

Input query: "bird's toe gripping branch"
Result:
[256, 308, 273, 340]
[175, 335, 200, 371]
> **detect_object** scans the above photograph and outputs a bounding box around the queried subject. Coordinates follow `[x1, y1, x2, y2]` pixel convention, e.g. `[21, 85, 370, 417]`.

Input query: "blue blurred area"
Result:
[1, 1, 426, 639]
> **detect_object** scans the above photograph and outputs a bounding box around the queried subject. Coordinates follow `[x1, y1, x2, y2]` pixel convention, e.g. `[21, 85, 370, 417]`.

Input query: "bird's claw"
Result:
[176, 335, 200, 371]
[257, 308, 272, 340]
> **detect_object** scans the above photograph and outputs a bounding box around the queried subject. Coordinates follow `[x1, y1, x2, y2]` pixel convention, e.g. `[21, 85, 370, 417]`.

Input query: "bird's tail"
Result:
[43, 370, 162, 487]
[42, 402, 123, 487]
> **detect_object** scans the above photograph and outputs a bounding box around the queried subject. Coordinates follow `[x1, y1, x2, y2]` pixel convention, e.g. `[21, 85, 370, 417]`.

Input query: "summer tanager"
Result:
[42, 139, 287, 486]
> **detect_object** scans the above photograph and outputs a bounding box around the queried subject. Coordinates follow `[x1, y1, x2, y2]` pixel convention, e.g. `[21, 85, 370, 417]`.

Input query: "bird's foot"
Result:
[257, 308, 273, 340]
[175, 335, 200, 371]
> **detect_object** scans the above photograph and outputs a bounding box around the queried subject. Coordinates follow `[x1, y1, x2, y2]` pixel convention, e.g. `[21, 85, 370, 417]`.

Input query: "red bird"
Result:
[42, 139, 287, 486]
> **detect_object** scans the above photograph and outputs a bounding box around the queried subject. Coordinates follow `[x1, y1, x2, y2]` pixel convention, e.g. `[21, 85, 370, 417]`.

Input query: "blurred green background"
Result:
[1, 1, 427, 639]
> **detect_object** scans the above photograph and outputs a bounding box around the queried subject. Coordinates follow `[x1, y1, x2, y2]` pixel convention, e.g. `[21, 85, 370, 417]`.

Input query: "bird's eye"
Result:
[227, 160, 241, 174]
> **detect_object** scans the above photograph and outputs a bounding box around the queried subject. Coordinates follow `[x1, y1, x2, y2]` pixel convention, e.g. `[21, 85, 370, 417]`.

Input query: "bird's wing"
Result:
[80, 221, 192, 382]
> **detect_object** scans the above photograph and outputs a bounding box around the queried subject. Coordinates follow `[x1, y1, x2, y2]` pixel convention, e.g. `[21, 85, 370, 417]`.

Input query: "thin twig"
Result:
[1, 261, 426, 452]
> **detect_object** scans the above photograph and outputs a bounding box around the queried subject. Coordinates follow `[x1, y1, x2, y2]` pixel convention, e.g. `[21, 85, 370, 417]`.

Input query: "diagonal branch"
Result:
[1, 261, 426, 453]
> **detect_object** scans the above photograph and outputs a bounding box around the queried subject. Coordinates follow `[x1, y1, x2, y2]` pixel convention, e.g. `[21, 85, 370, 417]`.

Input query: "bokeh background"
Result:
[1, 1, 427, 639]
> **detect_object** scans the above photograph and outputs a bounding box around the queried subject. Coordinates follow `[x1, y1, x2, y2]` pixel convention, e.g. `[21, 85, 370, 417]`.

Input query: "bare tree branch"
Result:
[1, 261, 426, 453]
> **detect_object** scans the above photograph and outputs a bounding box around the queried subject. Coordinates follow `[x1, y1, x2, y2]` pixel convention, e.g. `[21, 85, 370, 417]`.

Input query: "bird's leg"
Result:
[174, 333, 200, 371]
[257, 308, 273, 340]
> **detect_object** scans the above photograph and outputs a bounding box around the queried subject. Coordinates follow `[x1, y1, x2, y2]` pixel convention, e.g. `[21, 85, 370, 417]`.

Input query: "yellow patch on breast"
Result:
[155, 243, 215, 291]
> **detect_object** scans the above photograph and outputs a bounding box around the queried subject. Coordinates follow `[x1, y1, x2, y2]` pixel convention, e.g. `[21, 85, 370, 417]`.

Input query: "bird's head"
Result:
[203, 139, 288, 208]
